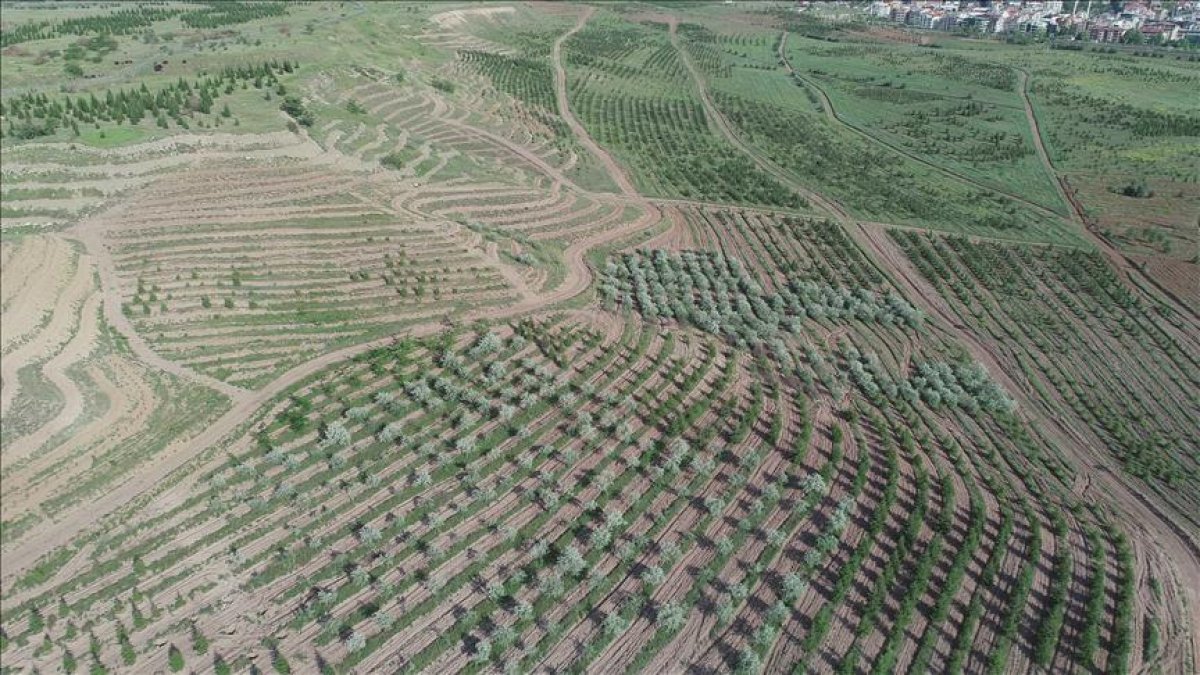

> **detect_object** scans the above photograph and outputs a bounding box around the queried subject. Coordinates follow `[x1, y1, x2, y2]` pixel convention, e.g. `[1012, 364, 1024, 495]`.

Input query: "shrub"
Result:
[320, 421, 351, 448]
[191, 622, 208, 654]
[378, 421, 405, 445]
[117, 623, 135, 665]
[167, 644, 184, 672]
[657, 602, 688, 633]
[603, 611, 629, 636]
[280, 95, 313, 127]
[1117, 179, 1153, 198]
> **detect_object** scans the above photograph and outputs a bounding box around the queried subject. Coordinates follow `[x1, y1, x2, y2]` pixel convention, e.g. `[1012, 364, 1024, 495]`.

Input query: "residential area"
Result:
[863, 0, 1200, 43]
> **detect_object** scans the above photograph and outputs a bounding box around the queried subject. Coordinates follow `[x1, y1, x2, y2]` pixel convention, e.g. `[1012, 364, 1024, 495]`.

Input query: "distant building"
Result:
[933, 12, 959, 30]
[857, 0, 1187, 42]
[908, 11, 933, 29]
[1140, 21, 1182, 41]
[994, 7, 1020, 32]
[1089, 25, 1127, 41]
[959, 14, 998, 32]
[868, 1, 893, 18]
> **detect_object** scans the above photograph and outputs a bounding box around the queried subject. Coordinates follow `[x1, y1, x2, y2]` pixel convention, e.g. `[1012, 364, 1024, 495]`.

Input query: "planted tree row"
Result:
[891, 230, 1200, 518]
[565, 19, 805, 208]
[599, 249, 920, 348]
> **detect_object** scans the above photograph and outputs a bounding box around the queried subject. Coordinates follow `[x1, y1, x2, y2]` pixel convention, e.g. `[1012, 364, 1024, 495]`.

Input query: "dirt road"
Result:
[687, 25, 1200, 662]
[3, 195, 660, 576]
[669, 19, 850, 222]
[552, 6, 642, 199]
[9, 15, 1195, 665]
[851, 221, 1200, 662]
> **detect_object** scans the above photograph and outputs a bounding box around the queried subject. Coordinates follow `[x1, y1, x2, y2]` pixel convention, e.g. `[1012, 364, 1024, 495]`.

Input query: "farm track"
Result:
[1, 292, 100, 469]
[1016, 67, 1200, 323]
[852, 223, 1200, 663]
[3, 356, 156, 531]
[0, 237, 89, 418]
[73, 224, 250, 401]
[2, 8, 1193, 673]
[668, 20, 850, 223]
[4, 203, 656, 578]
[553, 6, 641, 200]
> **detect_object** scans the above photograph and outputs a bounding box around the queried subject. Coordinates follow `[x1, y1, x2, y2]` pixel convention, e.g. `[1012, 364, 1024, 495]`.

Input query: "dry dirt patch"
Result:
[430, 5, 515, 29]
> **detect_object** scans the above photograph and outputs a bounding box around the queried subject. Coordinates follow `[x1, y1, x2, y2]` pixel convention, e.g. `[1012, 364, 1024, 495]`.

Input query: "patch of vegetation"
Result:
[566, 19, 805, 208]
[1, 61, 296, 139]
[279, 94, 313, 127]
[600, 249, 920, 345]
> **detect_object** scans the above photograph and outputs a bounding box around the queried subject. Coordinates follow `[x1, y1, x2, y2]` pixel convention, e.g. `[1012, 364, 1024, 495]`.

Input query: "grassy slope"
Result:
[780, 35, 1068, 215]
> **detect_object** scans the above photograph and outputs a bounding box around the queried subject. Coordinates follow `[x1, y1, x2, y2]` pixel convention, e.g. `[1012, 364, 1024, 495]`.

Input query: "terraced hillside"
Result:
[0, 232, 228, 569]
[889, 231, 1200, 529]
[98, 163, 517, 389]
[1, 2, 1196, 675]
[0, 311, 1164, 674]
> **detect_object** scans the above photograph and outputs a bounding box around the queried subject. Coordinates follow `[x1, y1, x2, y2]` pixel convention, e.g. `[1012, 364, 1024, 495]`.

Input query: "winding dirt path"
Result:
[669, 20, 850, 222]
[11, 15, 1194, 667]
[1015, 70, 1075, 219]
[552, 6, 641, 199]
[851, 222, 1200, 663]
[681, 24, 1200, 663]
[1, 200, 645, 575]
[1, 291, 100, 469]
[69, 225, 249, 402]
[0, 239, 90, 418]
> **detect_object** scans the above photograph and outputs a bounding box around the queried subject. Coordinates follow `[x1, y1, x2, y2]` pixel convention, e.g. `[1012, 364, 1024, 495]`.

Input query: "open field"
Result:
[775, 34, 1068, 216]
[1, 2, 1197, 674]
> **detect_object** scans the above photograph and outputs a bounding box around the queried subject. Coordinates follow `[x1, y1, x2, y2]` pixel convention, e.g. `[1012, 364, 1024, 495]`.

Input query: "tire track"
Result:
[676, 22, 1200, 665]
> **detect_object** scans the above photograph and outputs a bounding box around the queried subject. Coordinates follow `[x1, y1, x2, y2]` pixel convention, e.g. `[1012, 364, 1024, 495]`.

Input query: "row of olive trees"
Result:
[600, 250, 921, 348]
[839, 343, 1015, 414]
